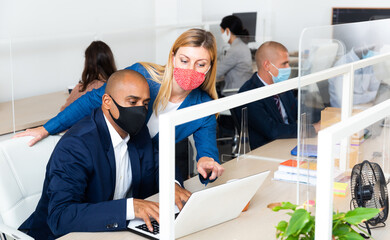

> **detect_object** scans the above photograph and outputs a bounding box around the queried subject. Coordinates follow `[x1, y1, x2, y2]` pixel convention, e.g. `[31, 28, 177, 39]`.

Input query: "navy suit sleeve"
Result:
[46, 137, 127, 236]
[247, 99, 297, 141]
[44, 85, 105, 134]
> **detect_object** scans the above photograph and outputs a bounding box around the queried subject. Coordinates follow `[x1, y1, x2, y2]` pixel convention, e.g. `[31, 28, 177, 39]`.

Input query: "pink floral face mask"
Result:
[173, 68, 206, 91]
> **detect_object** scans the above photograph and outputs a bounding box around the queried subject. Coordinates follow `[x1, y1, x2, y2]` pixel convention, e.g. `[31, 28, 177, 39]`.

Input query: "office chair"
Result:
[0, 135, 61, 239]
[221, 88, 240, 96]
[373, 44, 390, 85]
[301, 40, 345, 109]
[216, 107, 243, 162]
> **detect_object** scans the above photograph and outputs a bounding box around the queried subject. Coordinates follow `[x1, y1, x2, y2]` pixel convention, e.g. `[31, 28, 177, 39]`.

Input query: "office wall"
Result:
[0, 0, 204, 102]
[202, 0, 390, 51]
[270, 0, 390, 51]
[2, 0, 390, 103]
[0, 0, 156, 102]
[155, 0, 202, 64]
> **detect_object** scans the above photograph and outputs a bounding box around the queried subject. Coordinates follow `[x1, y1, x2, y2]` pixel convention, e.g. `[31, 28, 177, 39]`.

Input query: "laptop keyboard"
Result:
[135, 212, 179, 235]
[136, 220, 160, 235]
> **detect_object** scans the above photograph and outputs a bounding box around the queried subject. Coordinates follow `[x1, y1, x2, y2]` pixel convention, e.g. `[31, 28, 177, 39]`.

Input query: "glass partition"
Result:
[298, 18, 390, 171]
[214, 31, 317, 206]
[0, 29, 156, 136]
[11, 34, 93, 133]
[0, 38, 13, 135]
[298, 19, 390, 239]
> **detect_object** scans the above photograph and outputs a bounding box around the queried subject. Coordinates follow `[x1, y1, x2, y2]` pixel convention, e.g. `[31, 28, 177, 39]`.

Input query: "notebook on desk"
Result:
[290, 144, 317, 158]
[127, 170, 270, 239]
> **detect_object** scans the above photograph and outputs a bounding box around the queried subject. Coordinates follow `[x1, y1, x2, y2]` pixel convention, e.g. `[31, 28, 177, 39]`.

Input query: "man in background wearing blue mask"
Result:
[328, 47, 381, 108]
[236, 41, 319, 149]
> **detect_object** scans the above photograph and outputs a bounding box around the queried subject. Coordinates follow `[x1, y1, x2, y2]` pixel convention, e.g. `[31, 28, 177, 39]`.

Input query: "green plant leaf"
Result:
[285, 209, 311, 237]
[286, 235, 299, 240]
[276, 231, 282, 239]
[338, 231, 365, 240]
[344, 208, 380, 225]
[301, 217, 315, 234]
[333, 224, 350, 236]
[276, 220, 288, 232]
[272, 202, 298, 212]
[333, 212, 345, 220]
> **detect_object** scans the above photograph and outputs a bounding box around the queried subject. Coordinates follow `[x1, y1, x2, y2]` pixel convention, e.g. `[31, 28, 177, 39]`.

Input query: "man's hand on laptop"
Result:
[197, 157, 225, 180]
[175, 183, 191, 210]
[134, 199, 159, 232]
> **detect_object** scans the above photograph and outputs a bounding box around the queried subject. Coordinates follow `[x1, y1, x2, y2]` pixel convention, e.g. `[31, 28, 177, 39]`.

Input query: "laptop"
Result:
[127, 170, 270, 239]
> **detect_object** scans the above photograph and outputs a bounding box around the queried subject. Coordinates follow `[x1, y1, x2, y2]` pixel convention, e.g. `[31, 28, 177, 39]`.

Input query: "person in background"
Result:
[236, 41, 320, 149]
[15, 29, 224, 183]
[60, 40, 116, 111]
[328, 48, 381, 108]
[217, 15, 253, 96]
[19, 70, 189, 239]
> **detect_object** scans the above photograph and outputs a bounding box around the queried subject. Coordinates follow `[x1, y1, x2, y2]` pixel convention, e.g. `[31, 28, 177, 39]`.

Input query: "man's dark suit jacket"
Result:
[19, 108, 159, 240]
[236, 73, 298, 149]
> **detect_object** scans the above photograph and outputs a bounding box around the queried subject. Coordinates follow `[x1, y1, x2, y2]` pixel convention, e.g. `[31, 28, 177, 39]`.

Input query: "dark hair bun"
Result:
[241, 28, 249, 36]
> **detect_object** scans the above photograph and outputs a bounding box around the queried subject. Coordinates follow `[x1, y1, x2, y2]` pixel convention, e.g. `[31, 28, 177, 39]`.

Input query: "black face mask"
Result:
[108, 95, 148, 137]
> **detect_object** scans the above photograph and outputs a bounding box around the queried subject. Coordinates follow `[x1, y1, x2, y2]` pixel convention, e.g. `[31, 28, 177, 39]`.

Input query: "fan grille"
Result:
[351, 160, 389, 226]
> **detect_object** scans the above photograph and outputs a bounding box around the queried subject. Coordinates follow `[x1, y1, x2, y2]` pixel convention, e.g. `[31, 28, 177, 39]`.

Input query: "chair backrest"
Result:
[0, 135, 61, 228]
[230, 108, 241, 133]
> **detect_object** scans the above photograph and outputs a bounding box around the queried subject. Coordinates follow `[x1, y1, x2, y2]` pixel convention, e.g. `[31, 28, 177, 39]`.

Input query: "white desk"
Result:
[58, 139, 389, 240]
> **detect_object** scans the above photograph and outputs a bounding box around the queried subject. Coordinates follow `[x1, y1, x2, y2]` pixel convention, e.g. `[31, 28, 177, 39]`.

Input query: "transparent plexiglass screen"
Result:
[297, 19, 390, 207]
[0, 39, 13, 135]
[299, 19, 390, 129]
[0, 29, 156, 136]
[298, 19, 390, 165]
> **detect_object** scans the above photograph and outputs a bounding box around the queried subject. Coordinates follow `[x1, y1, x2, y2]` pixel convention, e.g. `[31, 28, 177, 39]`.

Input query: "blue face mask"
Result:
[362, 50, 377, 59]
[268, 62, 291, 83]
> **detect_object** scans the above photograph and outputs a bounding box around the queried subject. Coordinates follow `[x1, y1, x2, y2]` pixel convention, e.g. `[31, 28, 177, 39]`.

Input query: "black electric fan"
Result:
[350, 160, 389, 236]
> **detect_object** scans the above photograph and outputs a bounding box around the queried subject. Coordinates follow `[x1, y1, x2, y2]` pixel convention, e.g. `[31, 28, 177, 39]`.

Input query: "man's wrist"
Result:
[126, 198, 135, 220]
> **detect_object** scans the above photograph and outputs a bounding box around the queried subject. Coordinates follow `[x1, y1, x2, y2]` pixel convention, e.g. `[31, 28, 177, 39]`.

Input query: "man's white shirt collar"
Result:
[103, 114, 130, 146]
[103, 113, 134, 220]
[257, 73, 269, 86]
[256, 73, 289, 124]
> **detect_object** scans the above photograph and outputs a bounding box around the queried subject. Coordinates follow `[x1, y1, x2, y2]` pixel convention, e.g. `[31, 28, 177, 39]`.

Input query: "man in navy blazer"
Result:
[237, 41, 319, 149]
[19, 70, 189, 239]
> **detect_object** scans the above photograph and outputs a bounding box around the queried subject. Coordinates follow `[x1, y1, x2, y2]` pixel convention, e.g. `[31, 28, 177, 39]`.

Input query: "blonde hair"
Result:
[140, 28, 218, 115]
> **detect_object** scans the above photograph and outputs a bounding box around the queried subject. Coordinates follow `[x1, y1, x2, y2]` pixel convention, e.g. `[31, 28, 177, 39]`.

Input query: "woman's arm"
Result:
[193, 114, 219, 162]
[193, 114, 224, 182]
[14, 84, 106, 146]
[45, 85, 105, 133]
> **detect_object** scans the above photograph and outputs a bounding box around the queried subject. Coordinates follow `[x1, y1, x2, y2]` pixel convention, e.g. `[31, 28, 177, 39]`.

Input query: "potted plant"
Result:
[271, 202, 380, 240]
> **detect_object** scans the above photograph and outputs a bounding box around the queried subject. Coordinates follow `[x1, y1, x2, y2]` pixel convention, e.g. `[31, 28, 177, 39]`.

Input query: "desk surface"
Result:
[58, 138, 389, 240]
[0, 91, 68, 135]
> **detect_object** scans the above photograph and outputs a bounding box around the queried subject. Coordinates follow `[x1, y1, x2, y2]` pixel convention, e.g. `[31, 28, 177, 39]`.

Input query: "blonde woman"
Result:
[16, 28, 224, 183]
